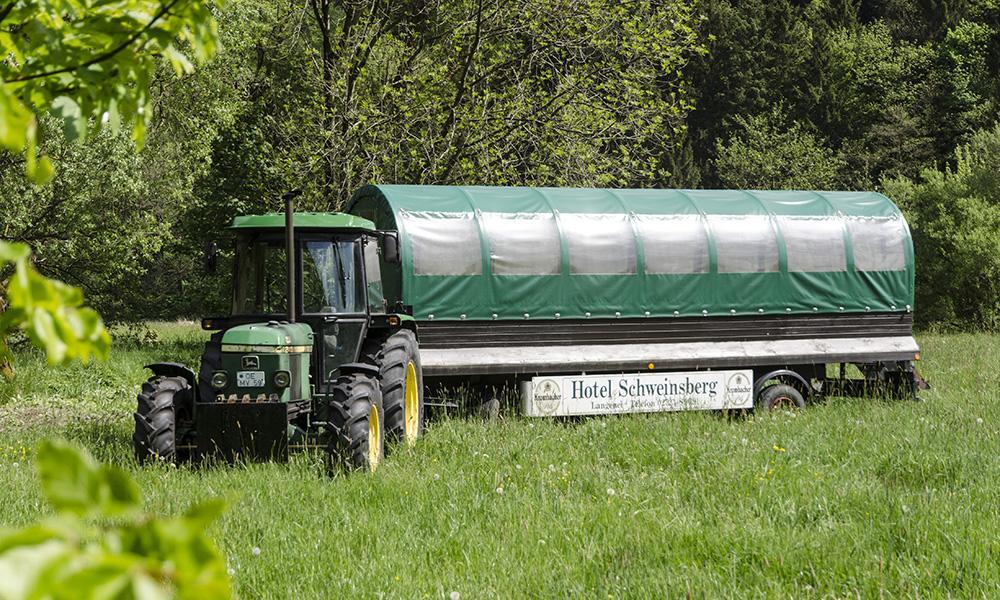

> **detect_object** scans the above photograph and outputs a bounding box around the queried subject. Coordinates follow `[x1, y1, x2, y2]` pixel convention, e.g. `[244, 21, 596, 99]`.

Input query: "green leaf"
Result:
[33, 155, 55, 184]
[0, 241, 31, 263]
[31, 309, 68, 365]
[0, 539, 73, 600]
[132, 572, 171, 600]
[163, 46, 195, 76]
[51, 96, 86, 142]
[0, 523, 66, 554]
[36, 439, 99, 516]
[0, 85, 30, 151]
[183, 499, 227, 530]
[96, 465, 141, 516]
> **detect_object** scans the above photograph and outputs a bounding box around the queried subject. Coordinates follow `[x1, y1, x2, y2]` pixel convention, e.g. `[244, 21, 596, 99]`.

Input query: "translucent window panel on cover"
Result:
[778, 217, 847, 272]
[401, 211, 482, 276]
[708, 215, 780, 273]
[560, 213, 637, 275]
[635, 215, 709, 274]
[481, 212, 560, 275]
[847, 217, 907, 271]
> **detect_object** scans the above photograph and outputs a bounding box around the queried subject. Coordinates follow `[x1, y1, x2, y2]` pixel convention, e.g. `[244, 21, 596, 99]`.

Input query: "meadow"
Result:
[0, 324, 997, 598]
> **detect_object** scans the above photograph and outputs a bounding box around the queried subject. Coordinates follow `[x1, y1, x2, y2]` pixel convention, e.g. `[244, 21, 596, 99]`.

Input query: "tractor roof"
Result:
[230, 212, 375, 231]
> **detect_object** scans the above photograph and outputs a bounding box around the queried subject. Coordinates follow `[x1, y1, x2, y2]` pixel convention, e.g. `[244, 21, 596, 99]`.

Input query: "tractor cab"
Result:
[226, 213, 386, 387]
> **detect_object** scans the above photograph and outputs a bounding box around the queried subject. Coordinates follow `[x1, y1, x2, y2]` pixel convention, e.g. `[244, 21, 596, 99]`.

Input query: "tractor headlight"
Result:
[211, 371, 228, 389]
[273, 370, 291, 388]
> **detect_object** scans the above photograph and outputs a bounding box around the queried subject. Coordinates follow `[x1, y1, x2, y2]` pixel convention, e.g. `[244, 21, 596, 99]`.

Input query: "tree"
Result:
[884, 122, 1000, 330]
[0, 0, 220, 182]
[714, 108, 846, 190]
[1, 0, 222, 367]
[301, 0, 705, 207]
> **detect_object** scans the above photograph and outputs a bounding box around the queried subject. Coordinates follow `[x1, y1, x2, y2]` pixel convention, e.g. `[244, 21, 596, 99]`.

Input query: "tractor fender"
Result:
[145, 362, 197, 390]
[338, 362, 380, 378]
[754, 369, 811, 399]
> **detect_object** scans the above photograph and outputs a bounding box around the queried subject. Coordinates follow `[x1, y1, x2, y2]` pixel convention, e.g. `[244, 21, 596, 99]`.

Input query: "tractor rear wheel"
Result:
[363, 330, 424, 449]
[133, 375, 192, 463]
[326, 372, 385, 472]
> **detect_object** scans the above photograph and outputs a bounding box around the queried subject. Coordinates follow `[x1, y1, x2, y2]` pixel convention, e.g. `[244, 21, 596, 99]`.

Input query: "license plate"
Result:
[237, 371, 265, 388]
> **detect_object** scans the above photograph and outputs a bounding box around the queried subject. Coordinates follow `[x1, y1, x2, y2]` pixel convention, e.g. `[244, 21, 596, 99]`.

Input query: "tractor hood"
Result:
[221, 321, 314, 352]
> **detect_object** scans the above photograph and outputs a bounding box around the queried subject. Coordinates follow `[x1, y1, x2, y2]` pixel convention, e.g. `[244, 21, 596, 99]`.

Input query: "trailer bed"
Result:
[420, 335, 918, 377]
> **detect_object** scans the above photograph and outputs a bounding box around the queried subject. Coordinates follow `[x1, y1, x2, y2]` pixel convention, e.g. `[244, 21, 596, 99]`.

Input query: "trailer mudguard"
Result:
[753, 369, 811, 399]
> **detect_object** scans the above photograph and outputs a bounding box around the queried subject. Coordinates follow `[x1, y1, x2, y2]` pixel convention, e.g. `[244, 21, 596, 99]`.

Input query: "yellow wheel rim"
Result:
[368, 404, 381, 471]
[404, 361, 419, 446]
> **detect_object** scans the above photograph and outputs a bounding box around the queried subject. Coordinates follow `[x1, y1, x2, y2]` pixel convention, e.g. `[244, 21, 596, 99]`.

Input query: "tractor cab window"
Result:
[301, 239, 365, 314]
[233, 238, 287, 315]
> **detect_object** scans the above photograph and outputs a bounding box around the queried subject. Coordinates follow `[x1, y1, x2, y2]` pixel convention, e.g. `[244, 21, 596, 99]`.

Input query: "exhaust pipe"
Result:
[283, 190, 302, 323]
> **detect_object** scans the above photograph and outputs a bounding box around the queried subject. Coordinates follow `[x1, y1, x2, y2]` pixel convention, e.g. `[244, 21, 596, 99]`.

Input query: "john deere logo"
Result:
[724, 372, 752, 405]
[242, 355, 260, 370]
[533, 379, 562, 416]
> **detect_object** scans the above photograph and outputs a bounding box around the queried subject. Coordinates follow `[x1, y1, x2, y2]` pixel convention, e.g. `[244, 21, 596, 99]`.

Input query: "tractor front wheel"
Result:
[364, 330, 424, 449]
[133, 375, 192, 463]
[326, 372, 385, 472]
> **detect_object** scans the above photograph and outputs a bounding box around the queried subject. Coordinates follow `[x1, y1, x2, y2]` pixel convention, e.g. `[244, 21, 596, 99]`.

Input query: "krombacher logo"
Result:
[533, 379, 562, 416]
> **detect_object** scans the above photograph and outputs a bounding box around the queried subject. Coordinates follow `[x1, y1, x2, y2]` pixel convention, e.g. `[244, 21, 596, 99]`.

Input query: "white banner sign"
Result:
[522, 370, 754, 417]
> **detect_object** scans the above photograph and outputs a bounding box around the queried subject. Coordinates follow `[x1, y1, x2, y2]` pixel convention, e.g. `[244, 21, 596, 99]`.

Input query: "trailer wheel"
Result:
[326, 373, 385, 472]
[364, 330, 424, 448]
[133, 375, 191, 463]
[758, 384, 806, 412]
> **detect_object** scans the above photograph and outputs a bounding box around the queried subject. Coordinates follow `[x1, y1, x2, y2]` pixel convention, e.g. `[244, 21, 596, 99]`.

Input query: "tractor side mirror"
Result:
[381, 231, 400, 264]
[204, 241, 218, 274]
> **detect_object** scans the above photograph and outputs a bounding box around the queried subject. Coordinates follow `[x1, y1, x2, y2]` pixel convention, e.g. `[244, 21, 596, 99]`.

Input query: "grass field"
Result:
[0, 324, 998, 598]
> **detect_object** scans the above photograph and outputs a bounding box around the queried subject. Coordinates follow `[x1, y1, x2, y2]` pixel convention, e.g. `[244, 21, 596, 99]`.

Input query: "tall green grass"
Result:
[0, 325, 997, 597]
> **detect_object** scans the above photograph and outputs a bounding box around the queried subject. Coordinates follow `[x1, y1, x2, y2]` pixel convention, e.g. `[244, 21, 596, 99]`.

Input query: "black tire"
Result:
[133, 375, 192, 463]
[362, 330, 424, 448]
[757, 383, 806, 412]
[326, 372, 385, 472]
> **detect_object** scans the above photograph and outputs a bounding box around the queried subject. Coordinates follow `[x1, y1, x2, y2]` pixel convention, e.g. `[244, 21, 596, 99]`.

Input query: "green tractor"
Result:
[133, 195, 423, 471]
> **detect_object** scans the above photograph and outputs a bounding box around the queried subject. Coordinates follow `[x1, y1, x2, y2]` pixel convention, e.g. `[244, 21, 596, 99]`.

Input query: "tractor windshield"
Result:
[300, 239, 364, 314]
[233, 235, 364, 316]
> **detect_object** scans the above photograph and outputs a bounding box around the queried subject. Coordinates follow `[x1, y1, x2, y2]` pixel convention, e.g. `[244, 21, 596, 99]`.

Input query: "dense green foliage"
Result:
[0, 324, 997, 596]
[0, 0, 220, 183]
[2, 0, 999, 327]
[0, 439, 230, 599]
[885, 123, 1000, 329]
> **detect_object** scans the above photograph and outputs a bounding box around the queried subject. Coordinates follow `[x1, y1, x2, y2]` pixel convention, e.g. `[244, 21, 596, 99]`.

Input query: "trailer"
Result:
[348, 185, 922, 417]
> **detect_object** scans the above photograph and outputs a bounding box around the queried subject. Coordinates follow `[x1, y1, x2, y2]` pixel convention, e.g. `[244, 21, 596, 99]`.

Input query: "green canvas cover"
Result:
[347, 185, 915, 321]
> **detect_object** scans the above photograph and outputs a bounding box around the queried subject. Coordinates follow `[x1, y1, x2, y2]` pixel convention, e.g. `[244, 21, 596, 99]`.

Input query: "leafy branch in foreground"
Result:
[0, 240, 111, 380]
[0, 0, 221, 183]
[0, 440, 232, 599]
